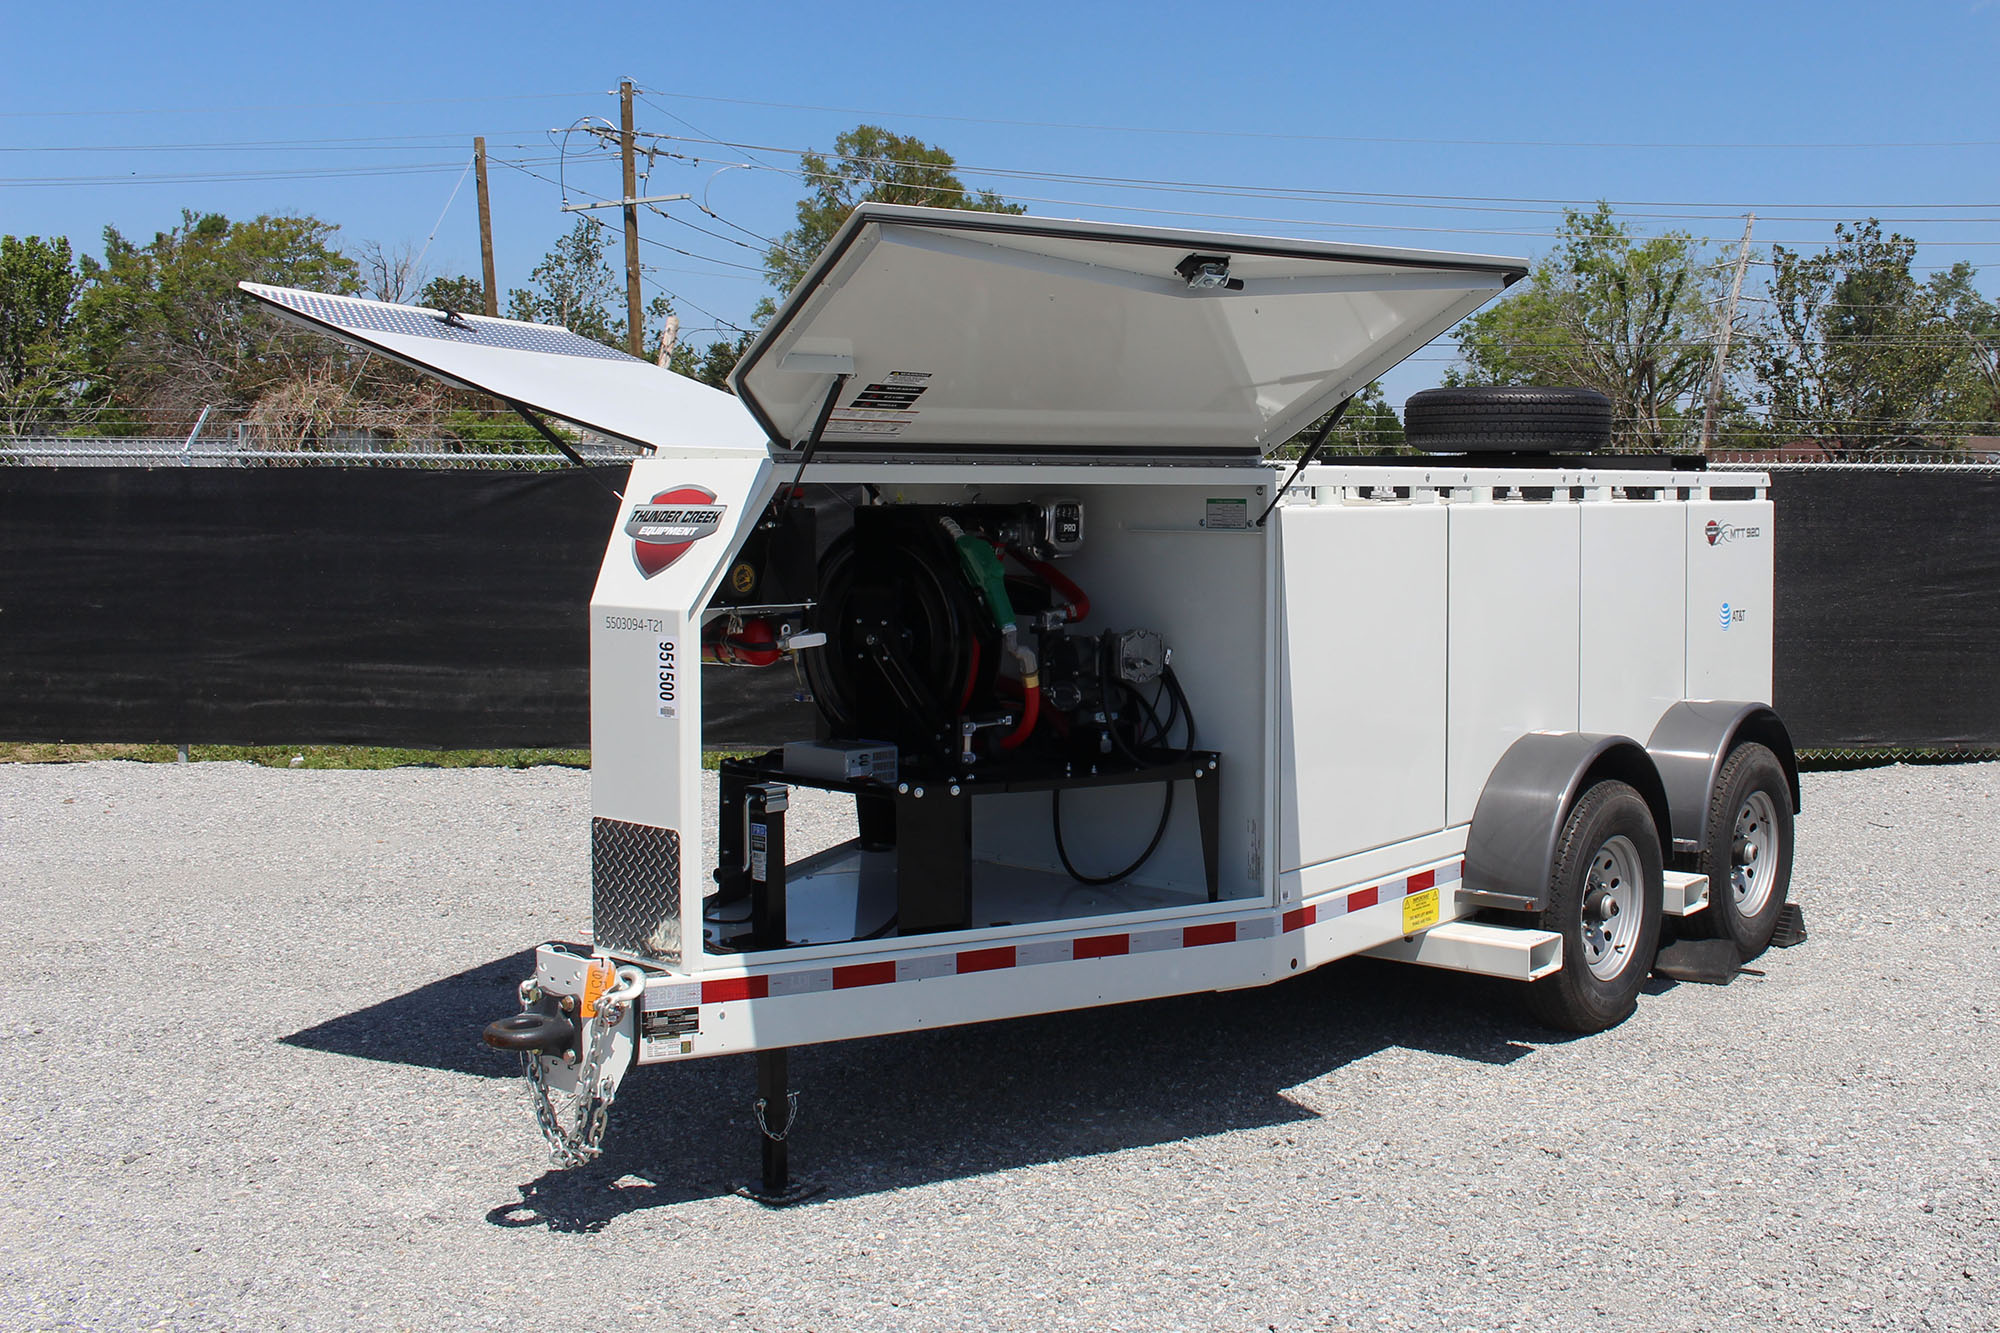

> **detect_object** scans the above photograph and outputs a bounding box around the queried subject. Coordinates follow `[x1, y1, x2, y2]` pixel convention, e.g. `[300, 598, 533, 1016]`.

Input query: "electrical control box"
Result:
[780, 740, 898, 784]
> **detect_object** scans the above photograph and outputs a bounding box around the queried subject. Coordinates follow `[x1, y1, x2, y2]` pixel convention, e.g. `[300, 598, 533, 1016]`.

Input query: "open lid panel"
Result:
[733, 204, 1526, 461]
[238, 283, 766, 455]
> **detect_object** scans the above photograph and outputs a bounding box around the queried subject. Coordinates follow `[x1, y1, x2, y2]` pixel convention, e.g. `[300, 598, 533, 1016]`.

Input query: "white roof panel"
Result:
[732, 204, 1526, 459]
[238, 284, 766, 456]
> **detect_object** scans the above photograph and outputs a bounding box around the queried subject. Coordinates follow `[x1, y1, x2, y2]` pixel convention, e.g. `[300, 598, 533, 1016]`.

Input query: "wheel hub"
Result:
[1731, 791, 1780, 917]
[1580, 835, 1644, 981]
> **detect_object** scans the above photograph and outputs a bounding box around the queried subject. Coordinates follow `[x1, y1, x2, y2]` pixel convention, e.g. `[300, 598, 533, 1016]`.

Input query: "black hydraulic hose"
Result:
[1053, 781, 1175, 887]
[1117, 681, 1168, 756]
[1164, 666, 1198, 754]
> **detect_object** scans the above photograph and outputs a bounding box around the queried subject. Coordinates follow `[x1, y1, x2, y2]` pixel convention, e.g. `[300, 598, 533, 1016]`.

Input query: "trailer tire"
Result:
[1681, 743, 1794, 961]
[1403, 386, 1613, 453]
[1523, 780, 1664, 1033]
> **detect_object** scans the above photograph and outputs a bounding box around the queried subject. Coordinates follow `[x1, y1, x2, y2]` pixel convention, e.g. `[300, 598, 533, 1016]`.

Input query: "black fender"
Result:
[1461, 733, 1672, 913]
[1646, 701, 1801, 854]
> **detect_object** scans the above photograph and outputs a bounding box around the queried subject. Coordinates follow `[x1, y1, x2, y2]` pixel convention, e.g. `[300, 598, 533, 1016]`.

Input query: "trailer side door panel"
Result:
[1277, 503, 1447, 871]
[1579, 500, 1687, 743]
[1445, 502, 1583, 827]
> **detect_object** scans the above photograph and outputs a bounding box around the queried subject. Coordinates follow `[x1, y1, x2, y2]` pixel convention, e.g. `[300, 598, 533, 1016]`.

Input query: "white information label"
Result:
[1205, 498, 1249, 530]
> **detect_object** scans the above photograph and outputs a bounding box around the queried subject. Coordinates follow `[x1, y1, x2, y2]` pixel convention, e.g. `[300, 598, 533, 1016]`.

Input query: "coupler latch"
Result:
[485, 949, 645, 1168]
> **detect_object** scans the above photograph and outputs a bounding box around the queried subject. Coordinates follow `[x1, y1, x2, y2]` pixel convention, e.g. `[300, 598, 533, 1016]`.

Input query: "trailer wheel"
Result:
[1403, 386, 1613, 453]
[1523, 780, 1664, 1033]
[1682, 743, 1794, 961]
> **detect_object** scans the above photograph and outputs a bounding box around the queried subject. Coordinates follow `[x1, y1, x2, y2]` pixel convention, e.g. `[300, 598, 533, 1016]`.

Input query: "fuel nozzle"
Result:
[940, 517, 1018, 638]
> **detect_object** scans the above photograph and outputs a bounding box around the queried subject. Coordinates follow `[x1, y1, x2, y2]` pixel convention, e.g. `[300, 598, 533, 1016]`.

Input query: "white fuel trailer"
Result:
[244, 204, 1798, 1194]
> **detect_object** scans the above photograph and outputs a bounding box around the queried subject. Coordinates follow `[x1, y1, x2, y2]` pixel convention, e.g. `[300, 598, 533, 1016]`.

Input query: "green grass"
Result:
[0, 743, 589, 769]
[0, 742, 771, 770]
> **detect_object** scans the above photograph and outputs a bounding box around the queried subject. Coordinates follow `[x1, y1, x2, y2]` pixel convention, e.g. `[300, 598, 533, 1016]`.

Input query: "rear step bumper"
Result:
[1364, 920, 1562, 981]
[1370, 871, 1707, 982]
[1662, 871, 1709, 917]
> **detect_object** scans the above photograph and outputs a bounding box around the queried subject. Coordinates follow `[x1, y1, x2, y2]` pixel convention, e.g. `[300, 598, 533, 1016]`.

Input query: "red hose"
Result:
[957, 636, 983, 712]
[1008, 549, 1090, 623]
[997, 674, 1039, 750]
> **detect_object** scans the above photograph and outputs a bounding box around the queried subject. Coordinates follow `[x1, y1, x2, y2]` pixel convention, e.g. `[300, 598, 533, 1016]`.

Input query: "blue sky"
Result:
[6, 0, 1997, 408]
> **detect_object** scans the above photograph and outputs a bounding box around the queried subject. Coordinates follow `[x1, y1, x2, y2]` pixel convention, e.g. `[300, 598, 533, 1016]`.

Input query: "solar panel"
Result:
[257, 287, 634, 363]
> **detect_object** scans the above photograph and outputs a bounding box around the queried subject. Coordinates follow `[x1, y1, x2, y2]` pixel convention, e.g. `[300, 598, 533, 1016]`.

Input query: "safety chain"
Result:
[753, 1090, 801, 1142]
[519, 966, 645, 1168]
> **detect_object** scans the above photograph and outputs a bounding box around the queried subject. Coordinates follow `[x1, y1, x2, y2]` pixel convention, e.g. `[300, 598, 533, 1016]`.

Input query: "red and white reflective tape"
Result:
[639, 856, 1465, 1011]
[1283, 858, 1465, 934]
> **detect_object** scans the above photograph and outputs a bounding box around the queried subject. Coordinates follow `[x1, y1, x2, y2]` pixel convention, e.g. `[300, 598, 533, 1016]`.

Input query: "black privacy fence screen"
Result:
[0, 464, 1994, 757]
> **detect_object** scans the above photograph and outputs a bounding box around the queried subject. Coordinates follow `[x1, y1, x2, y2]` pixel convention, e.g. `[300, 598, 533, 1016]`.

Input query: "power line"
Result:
[0, 154, 577, 188]
[0, 131, 552, 153]
[637, 129, 2000, 222]
[494, 157, 770, 275]
[0, 91, 606, 120]
[626, 133, 2000, 248]
[629, 88, 2000, 152]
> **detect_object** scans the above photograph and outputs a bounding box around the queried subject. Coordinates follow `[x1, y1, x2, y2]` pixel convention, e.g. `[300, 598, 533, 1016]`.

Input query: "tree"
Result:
[1450, 204, 1725, 451]
[0, 235, 93, 432]
[764, 125, 1024, 296]
[356, 239, 427, 304]
[507, 217, 625, 347]
[1926, 262, 2000, 431]
[416, 274, 487, 315]
[1275, 381, 1404, 456]
[691, 330, 754, 392]
[77, 210, 360, 421]
[1754, 220, 1990, 450]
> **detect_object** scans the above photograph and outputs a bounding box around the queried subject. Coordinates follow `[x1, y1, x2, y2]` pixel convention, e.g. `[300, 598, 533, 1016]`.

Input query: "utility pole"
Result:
[620, 80, 644, 358]
[562, 89, 688, 355]
[473, 136, 498, 317]
[1700, 213, 1756, 454]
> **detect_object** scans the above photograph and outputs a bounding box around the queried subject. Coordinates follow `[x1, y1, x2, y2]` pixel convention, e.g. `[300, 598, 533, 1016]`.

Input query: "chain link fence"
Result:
[1797, 747, 2000, 767]
[0, 434, 647, 469]
[1712, 452, 2000, 473]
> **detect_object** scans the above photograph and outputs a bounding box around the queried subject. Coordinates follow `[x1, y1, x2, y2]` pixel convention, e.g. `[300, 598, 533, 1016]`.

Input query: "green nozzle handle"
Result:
[953, 534, 1016, 633]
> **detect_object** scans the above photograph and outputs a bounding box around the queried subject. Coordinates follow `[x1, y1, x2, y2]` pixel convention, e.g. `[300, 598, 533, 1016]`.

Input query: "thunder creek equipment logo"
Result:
[627, 487, 727, 578]
[1705, 519, 1763, 546]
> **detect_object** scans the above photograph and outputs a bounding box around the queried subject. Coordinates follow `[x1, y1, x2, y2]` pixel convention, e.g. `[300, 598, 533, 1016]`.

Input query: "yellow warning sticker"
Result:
[1402, 888, 1440, 935]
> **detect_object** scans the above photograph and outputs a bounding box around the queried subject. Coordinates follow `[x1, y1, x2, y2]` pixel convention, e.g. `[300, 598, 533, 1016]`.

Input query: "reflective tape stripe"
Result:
[832, 961, 895, 989]
[957, 946, 1016, 974]
[701, 975, 768, 1004]
[676, 855, 1469, 1006]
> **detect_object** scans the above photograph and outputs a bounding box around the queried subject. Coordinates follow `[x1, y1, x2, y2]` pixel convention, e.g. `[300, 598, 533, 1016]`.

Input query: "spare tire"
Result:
[1404, 386, 1613, 454]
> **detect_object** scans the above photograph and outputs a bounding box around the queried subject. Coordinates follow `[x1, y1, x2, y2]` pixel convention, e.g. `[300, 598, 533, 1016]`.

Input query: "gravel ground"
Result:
[0, 760, 1994, 1332]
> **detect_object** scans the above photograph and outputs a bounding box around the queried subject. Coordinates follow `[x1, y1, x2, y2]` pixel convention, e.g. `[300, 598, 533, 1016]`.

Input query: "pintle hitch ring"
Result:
[483, 1012, 578, 1053]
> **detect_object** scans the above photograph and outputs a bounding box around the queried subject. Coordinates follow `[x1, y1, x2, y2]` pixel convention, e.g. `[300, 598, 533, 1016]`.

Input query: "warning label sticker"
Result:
[1204, 498, 1249, 530]
[851, 384, 926, 411]
[826, 408, 913, 437]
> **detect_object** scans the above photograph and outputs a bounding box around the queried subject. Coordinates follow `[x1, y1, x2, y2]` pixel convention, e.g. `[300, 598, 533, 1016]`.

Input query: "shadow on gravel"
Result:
[279, 949, 535, 1080]
[479, 958, 1554, 1230]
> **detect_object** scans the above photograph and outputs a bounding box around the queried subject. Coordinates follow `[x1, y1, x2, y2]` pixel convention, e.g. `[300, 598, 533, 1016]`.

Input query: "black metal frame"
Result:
[714, 748, 1223, 943]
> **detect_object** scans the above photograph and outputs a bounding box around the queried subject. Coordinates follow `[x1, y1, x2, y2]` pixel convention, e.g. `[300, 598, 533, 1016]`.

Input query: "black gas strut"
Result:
[1255, 395, 1353, 528]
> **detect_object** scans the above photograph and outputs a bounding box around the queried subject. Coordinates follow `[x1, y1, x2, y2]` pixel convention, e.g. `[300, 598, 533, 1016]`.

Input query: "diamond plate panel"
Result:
[263, 287, 634, 362]
[592, 818, 682, 966]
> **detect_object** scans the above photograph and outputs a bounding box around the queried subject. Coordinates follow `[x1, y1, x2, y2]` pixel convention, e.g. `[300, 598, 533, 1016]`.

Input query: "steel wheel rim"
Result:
[1580, 834, 1644, 981]
[1732, 790, 1781, 917]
